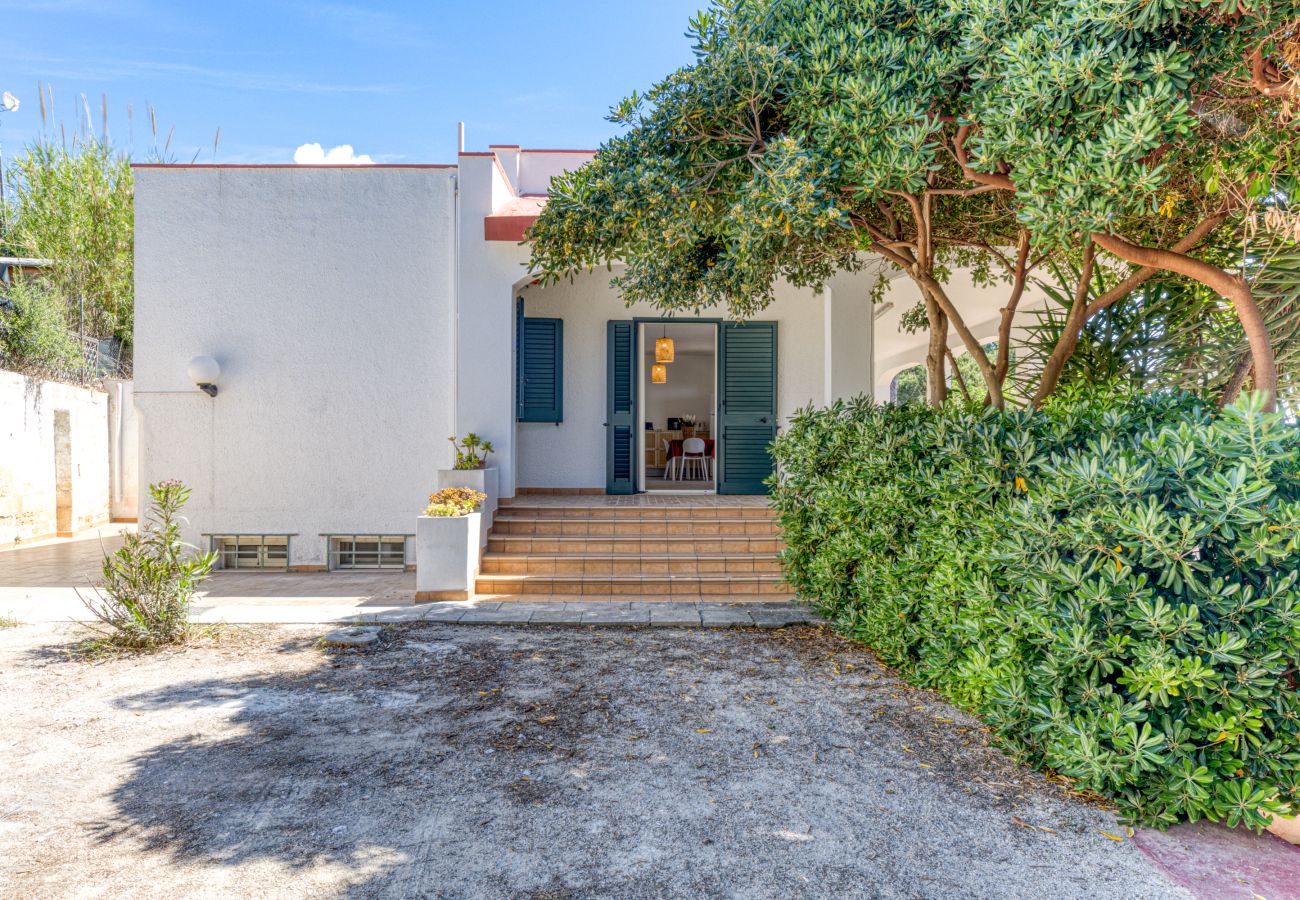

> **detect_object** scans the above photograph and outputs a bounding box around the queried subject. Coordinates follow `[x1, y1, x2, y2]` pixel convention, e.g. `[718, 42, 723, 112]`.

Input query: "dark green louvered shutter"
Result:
[517, 316, 563, 423]
[605, 320, 637, 494]
[718, 321, 777, 495]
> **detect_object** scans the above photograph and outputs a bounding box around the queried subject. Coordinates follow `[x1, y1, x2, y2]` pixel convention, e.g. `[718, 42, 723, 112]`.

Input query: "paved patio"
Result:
[0, 526, 812, 626]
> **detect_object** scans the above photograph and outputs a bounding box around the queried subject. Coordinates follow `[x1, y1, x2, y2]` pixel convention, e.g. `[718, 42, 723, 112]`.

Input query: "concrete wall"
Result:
[454, 153, 534, 499]
[0, 370, 111, 544]
[133, 166, 458, 566]
[106, 380, 139, 520]
[514, 266, 875, 490]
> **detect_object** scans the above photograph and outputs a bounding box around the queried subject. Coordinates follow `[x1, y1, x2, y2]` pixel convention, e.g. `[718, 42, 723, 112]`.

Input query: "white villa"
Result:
[132, 142, 1039, 585]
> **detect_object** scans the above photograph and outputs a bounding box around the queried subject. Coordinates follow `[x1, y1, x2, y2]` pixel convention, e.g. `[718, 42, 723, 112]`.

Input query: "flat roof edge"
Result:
[130, 163, 458, 170]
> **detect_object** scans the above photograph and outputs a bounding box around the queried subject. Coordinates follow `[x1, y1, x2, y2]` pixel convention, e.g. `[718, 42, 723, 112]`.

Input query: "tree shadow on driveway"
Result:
[68, 626, 1183, 899]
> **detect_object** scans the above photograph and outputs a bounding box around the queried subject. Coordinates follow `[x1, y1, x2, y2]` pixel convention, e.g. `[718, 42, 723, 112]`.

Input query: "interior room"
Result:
[640, 322, 717, 492]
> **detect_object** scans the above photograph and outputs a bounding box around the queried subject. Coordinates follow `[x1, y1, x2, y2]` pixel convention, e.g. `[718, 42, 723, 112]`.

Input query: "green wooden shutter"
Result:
[718, 321, 777, 495]
[605, 320, 637, 494]
[517, 317, 563, 423]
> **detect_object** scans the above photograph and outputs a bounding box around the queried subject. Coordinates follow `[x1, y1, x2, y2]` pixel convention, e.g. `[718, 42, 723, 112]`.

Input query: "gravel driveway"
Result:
[0, 622, 1189, 898]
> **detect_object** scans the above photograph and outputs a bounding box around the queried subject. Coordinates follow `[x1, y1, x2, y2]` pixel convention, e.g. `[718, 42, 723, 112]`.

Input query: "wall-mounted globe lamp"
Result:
[188, 355, 221, 397]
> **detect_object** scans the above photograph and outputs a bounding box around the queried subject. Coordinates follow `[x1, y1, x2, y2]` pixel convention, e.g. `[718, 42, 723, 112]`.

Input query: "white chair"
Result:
[680, 437, 707, 481]
[661, 437, 679, 480]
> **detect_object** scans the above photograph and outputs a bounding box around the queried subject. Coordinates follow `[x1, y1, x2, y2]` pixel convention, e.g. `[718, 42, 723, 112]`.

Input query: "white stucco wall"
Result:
[513, 266, 875, 490]
[453, 153, 534, 500]
[106, 379, 139, 520]
[133, 166, 458, 566]
[0, 370, 110, 543]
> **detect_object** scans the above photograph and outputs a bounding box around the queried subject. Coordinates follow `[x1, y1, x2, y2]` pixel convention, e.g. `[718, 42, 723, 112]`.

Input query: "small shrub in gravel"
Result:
[80, 480, 215, 649]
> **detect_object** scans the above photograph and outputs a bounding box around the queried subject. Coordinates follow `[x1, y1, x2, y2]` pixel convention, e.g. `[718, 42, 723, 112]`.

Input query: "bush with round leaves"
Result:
[771, 390, 1300, 828]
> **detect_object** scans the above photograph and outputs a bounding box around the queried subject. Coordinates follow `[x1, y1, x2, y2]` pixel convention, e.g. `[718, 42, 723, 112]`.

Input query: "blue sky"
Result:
[0, 0, 705, 164]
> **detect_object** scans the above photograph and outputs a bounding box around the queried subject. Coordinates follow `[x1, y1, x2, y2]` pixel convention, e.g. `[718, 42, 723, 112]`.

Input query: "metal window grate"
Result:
[329, 535, 408, 570]
[210, 535, 289, 570]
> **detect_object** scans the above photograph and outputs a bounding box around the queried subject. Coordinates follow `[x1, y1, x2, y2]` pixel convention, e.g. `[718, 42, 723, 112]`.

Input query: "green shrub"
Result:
[0, 280, 83, 375]
[80, 480, 216, 648]
[771, 390, 1300, 828]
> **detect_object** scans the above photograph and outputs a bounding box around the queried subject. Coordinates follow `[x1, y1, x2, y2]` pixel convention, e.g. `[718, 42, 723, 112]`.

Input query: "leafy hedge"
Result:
[770, 391, 1300, 828]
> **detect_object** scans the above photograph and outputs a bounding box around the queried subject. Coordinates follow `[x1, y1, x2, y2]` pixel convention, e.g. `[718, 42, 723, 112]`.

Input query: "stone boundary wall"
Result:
[0, 370, 137, 545]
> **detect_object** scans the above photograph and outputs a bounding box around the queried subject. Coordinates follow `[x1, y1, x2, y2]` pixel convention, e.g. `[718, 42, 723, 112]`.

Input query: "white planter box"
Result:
[415, 512, 481, 601]
[437, 466, 498, 548]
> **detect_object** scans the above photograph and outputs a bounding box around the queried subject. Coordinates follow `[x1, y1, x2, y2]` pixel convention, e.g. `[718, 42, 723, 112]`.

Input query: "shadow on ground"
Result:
[9, 624, 1187, 898]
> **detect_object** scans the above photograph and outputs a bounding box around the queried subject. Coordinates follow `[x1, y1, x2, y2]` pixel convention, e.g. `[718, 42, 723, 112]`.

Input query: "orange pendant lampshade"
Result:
[651, 363, 668, 384]
[655, 335, 675, 363]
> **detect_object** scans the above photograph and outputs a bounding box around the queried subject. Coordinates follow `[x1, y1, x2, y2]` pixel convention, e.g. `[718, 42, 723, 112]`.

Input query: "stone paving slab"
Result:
[419, 600, 818, 629]
[580, 606, 653, 626]
[457, 605, 535, 624]
[699, 606, 758, 627]
[527, 608, 585, 625]
[649, 602, 705, 627]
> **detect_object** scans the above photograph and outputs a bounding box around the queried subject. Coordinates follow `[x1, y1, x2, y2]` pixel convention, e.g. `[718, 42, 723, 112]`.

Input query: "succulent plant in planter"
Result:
[423, 487, 486, 517]
[417, 487, 488, 598]
[449, 433, 494, 470]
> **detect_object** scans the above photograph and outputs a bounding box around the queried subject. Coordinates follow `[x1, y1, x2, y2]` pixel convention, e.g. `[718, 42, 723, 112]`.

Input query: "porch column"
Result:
[822, 273, 875, 404]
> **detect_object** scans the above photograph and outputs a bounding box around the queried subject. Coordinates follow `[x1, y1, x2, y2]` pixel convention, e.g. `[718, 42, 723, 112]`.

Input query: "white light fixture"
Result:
[0, 91, 17, 212]
[188, 355, 221, 397]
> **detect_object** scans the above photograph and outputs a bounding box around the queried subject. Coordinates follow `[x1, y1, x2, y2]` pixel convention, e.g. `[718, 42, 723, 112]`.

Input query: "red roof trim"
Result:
[484, 214, 538, 243]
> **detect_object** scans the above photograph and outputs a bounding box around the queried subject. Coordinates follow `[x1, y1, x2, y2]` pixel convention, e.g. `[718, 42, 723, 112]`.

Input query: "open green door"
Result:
[605, 320, 637, 494]
[718, 321, 777, 495]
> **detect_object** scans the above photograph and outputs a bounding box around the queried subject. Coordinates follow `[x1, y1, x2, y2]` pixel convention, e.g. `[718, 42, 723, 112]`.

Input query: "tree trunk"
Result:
[1220, 355, 1254, 407]
[925, 293, 948, 407]
[992, 231, 1031, 394]
[945, 347, 972, 401]
[1032, 241, 1096, 408]
[918, 276, 1005, 409]
[1090, 231, 1278, 411]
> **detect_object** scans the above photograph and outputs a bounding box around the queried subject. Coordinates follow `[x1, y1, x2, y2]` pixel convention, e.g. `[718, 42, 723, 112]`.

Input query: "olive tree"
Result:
[529, 0, 1299, 409]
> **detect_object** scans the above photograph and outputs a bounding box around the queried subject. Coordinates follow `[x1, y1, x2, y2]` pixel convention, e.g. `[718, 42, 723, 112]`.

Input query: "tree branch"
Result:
[994, 229, 1031, 389]
[1251, 46, 1296, 97]
[1091, 230, 1278, 409]
[953, 125, 1016, 192]
[1084, 209, 1232, 318]
[1031, 239, 1096, 408]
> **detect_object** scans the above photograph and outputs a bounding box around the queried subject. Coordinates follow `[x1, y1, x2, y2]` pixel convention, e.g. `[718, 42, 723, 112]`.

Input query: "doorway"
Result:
[605, 319, 778, 495]
[639, 322, 717, 493]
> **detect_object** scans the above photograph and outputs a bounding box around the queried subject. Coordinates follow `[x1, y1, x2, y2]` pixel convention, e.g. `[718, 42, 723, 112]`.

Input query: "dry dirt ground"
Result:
[0, 622, 1187, 899]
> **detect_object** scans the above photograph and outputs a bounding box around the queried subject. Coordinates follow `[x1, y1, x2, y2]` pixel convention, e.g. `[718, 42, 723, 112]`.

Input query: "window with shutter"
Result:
[516, 316, 564, 423]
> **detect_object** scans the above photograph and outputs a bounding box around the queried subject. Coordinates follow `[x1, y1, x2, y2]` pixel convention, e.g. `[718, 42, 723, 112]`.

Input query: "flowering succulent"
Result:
[423, 487, 486, 517]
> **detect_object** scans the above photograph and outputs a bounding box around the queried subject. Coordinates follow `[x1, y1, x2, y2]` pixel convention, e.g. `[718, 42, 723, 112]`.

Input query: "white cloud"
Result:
[293, 143, 374, 165]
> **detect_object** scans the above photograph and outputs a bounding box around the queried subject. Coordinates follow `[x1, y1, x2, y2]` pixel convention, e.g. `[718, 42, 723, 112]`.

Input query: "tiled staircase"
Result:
[475, 497, 793, 601]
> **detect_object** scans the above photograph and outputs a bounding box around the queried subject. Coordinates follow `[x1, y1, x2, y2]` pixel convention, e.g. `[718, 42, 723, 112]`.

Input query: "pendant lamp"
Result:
[655, 324, 675, 363]
[651, 363, 668, 384]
